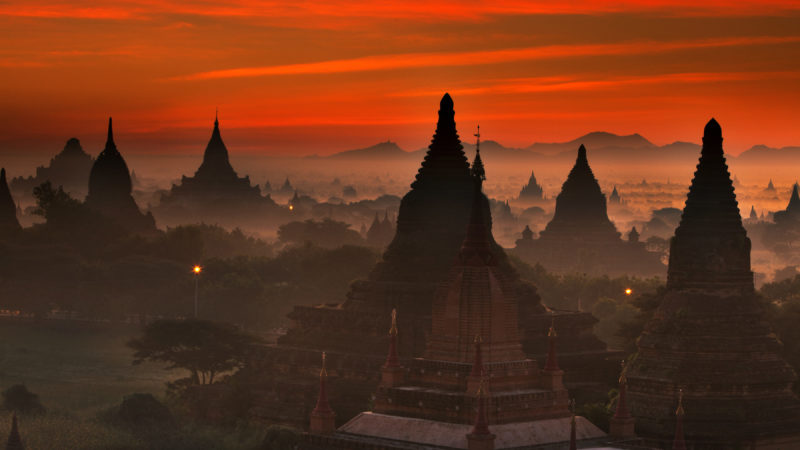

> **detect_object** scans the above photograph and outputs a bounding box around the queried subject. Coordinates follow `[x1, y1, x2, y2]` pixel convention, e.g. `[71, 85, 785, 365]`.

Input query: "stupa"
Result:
[513, 145, 664, 277]
[155, 114, 278, 227]
[609, 186, 622, 204]
[0, 168, 21, 234]
[626, 119, 800, 447]
[85, 118, 155, 233]
[774, 183, 800, 223]
[10, 137, 94, 196]
[517, 171, 544, 202]
[244, 94, 612, 427]
[302, 181, 606, 449]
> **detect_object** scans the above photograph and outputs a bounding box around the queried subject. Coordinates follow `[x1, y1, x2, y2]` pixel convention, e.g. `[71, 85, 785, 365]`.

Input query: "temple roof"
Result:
[519, 170, 544, 200]
[193, 113, 238, 182]
[667, 118, 751, 288]
[786, 183, 800, 215]
[0, 168, 21, 232]
[538, 145, 619, 240]
[87, 117, 133, 200]
[411, 93, 470, 189]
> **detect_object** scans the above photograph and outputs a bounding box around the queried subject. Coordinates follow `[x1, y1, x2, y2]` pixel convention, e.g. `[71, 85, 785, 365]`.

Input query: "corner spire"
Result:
[569, 399, 577, 450]
[471, 373, 490, 435]
[310, 351, 337, 434]
[384, 309, 400, 368]
[543, 315, 560, 371]
[6, 413, 22, 450]
[673, 388, 687, 450]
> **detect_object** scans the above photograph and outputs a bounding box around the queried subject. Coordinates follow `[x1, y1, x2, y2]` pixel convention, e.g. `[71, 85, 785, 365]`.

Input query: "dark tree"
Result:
[128, 319, 262, 385]
[2, 384, 45, 415]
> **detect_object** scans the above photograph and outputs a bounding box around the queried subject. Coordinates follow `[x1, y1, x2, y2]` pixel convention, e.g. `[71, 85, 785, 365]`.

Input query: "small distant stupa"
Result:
[11, 137, 94, 196]
[0, 168, 22, 234]
[749, 205, 758, 221]
[85, 118, 155, 233]
[366, 211, 394, 248]
[518, 171, 544, 202]
[513, 145, 664, 277]
[774, 183, 800, 224]
[765, 179, 777, 192]
[608, 186, 622, 205]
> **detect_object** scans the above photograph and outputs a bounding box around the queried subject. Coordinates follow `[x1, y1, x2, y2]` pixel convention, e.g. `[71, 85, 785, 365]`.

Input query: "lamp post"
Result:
[193, 265, 202, 318]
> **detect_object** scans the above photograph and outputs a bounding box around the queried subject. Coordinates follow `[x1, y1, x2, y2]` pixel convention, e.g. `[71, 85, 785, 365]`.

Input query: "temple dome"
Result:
[87, 117, 133, 202]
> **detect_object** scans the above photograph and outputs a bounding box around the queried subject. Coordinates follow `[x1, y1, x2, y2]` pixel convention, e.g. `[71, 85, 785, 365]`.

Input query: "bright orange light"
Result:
[625, 288, 632, 295]
[193, 265, 202, 274]
[289, 205, 294, 211]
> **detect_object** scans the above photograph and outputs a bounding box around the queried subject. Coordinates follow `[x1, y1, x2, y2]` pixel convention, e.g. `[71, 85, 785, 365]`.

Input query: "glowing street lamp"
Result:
[625, 288, 633, 296]
[192, 265, 202, 318]
[289, 204, 294, 211]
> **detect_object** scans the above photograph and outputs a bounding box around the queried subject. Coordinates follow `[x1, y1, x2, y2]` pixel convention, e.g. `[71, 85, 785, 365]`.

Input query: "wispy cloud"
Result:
[2, 1, 798, 22]
[392, 71, 800, 97]
[174, 36, 800, 81]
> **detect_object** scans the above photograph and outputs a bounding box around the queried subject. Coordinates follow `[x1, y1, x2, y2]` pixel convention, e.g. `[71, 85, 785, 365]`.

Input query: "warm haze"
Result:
[1, 1, 800, 157]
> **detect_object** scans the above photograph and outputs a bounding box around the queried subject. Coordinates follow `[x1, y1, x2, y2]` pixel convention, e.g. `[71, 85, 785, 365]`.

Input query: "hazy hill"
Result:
[736, 145, 800, 165]
[527, 132, 655, 155]
[311, 140, 414, 161]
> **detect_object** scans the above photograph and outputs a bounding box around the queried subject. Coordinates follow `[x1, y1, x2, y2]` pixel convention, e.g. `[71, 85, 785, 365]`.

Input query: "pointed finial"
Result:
[215, 107, 218, 123]
[619, 359, 627, 384]
[676, 388, 685, 416]
[703, 118, 722, 140]
[474, 125, 480, 151]
[107, 117, 115, 147]
[320, 351, 328, 378]
[440, 93, 453, 110]
[470, 334, 484, 379]
[548, 313, 557, 337]
[7, 412, 22, 450]
[389, 308, 398, 336]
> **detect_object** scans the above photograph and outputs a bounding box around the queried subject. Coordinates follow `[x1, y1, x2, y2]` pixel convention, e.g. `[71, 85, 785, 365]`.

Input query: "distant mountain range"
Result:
[310, 132, 797, 167]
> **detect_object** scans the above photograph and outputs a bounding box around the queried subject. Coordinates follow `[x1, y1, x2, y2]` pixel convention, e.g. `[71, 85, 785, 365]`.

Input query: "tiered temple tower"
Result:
[0, 168, 21, 235]
[85, 118, 156, 233]
[301, 181, 606, 449]
[10, 137, 94, 196]
[245, 94, 612, 427]
[513, 145, 664, 277]
[518, 171, 544, 202]
[626, 119, 800, 447]
[155, 114, 279, 227]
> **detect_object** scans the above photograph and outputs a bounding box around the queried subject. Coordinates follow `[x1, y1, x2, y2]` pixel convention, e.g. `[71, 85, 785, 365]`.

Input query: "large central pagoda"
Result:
[301, 180, 606, 449]
[244, 94, 611, 427]
[626, 119, 800, 447]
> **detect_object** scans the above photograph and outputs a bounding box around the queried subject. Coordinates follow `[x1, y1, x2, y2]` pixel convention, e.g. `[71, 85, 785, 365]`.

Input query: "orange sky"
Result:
[1, 1, 799, 156]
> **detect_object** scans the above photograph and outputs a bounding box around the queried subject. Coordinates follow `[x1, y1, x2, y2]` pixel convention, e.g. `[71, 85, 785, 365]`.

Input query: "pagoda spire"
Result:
[411, 93, 469, 188]
[310, 352, 336, 434]
[667, 118, 750, 288]
[458, 180, 494, 266]
[105, 117, 117, 153]
[471, 125, 486, 181]
[6, 413, 22, 450]
[787, 183, 800, 213]
[672, 389, 687, 450]
[467, 335, 485, 393]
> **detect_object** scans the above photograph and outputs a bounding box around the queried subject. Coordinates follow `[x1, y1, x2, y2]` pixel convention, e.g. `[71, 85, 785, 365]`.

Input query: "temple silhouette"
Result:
[0, 168, 21, 235]
[301, 179, 606, 449]
[84, 118, 156, 233]
[241, 94, 613, 427]
[626, 119, 800, 447]
[513, 145, 664, 277]
[10, 137, 94, 197]
[153, 113, 283, 228]
[517, 171, 545, 203]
